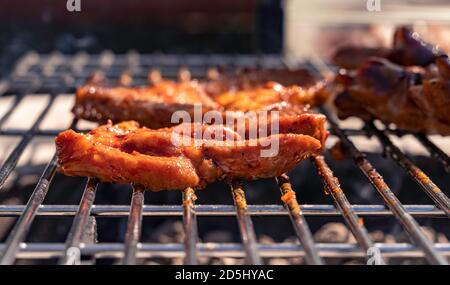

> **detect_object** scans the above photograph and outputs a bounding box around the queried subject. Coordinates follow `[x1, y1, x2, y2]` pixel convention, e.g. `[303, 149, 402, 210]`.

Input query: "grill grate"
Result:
[0, 52, 448, 265]
[324, 110, 448, 265]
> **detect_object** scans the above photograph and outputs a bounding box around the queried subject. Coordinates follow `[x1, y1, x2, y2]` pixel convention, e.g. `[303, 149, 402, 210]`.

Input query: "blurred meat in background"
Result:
[284, 0, 450, 61]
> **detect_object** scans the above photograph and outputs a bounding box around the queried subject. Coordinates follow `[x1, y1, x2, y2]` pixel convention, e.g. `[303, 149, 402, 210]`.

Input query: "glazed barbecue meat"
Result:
[73, 69, 330, 129]
[335, 58, 450, 135]
[211, 81, 329, 112]
[56, 114, 326, 191]
[435, 55, 450, 80]
[332, 47, 391, 70]
[64, 68, 329, 190]
[73, 80, 221, 129]
[332, 26, 441, 69]
[409, 56, 450, 125]
[205, 69, 330, 110]
[73, 80, 220, 129]
[332, 26, 450, 135]
[389, 26, 439, 67]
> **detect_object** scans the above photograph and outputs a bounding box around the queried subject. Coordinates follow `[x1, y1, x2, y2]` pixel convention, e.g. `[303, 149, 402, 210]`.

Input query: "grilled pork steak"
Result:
[73, 70, 330, 129]
[56, 114, 326, 191]
[73, 80, 220, 129]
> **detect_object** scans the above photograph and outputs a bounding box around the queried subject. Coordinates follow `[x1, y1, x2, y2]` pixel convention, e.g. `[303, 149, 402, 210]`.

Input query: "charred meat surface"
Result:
[56, 115, 326, 191]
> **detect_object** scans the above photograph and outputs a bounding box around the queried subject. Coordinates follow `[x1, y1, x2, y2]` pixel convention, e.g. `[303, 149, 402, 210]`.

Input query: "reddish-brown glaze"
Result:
[335, 58, 450, 135]
[73, 80, 221, 129]
[73, 69, 331, 129]
[56, 117, 325, 191]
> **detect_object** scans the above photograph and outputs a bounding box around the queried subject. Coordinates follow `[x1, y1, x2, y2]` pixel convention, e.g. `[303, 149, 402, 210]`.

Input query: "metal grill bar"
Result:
[3, 243, 450, 259]
[312, 155, 386, 265]
[59, 178, 98, 265]
[122, 186, 145, 265]
[326, 113, 449, 265]
[365, 121, 450, 217]
[0, 204, 445, 217]
[0, 154, 57, 265]
[230, 180, 262, 265]
[0, 95, 55, 189]
[0, 115, 78, 264]
[415, 134, 450, 173]
[276, 174, 323, 265]
[182, 187, 198, 265]
[0, 128, 93, 137]
[0, 96, 24, 127]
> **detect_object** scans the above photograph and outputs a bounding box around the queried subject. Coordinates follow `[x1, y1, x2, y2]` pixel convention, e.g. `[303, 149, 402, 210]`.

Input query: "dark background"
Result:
[0, 0, 283, 74]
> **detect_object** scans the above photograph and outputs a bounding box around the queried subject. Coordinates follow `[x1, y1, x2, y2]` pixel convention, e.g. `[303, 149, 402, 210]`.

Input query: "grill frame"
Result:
[0, 52, 448, 265]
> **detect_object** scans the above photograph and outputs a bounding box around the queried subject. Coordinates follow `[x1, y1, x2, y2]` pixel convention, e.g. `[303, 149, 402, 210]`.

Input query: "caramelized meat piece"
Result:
[334, 91, 372, 121]
[332, 47, 390, 70]
[332, 26, 441, 69]
[332, 26, 450, 135]
[206, 69, 331, 109]
[388, 26, 439, 67]
[409, 56, 450, 125]
[56, 116, 326, 191]
[73, 80, 220, 129]
[212, 81, 329, 112]
[335, 58, 450, 135]
[435, 55, 450, 80]
[409, 80, 450, 125]
[73, 70, 330, 128]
